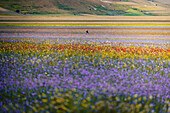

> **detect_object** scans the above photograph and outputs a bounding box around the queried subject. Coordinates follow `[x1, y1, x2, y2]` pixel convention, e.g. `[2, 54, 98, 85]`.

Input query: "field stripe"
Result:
[1, 20, 170, 22]
[0, 24, 170, 27]
[1, 27, 170, 30]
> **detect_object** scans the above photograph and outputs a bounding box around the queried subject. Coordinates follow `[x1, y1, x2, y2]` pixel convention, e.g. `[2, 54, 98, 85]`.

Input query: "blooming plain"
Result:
[0, 23, 170, 113]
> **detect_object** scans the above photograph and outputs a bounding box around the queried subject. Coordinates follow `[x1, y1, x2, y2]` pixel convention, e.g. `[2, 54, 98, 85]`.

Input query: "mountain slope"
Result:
[0, 0, 169, 16]
[155, 0, 170, 4]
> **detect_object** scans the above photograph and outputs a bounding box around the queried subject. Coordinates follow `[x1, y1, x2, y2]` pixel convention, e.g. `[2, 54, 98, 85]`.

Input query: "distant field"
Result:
[1, 15, 170, 20]
[0, 19, 169, 44]
[0, 15, 169, 45]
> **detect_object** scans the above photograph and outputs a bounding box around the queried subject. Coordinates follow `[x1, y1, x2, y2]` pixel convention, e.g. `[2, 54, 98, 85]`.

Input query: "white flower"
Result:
[149, 95, 153, 99]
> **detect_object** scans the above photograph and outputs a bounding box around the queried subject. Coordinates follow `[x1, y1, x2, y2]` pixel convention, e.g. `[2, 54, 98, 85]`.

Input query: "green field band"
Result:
[0, 20, 170, 22]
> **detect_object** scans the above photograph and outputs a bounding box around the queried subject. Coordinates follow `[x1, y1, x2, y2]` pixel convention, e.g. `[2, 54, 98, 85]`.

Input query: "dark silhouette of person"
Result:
[86, 30, 89, 34]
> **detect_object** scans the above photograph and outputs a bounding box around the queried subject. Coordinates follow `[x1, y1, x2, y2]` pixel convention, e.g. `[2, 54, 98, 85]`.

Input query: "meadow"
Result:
[0, 22, 170, 113]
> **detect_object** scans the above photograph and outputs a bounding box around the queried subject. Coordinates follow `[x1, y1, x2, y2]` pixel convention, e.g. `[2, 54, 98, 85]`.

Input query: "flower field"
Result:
[0, 37, 169, 113]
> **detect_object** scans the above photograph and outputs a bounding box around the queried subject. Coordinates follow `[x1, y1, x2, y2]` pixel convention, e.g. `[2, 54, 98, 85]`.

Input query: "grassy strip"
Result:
[0, 23, 170, 27]
[0, 20, 170, 22]
[0, 13, 16, 16]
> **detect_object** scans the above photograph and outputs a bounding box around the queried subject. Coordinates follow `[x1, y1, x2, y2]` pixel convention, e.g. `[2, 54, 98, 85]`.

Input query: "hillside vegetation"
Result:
[0, 0, 169, 16]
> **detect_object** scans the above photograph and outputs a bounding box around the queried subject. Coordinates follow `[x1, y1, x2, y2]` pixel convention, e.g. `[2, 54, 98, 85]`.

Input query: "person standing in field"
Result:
[86, 30, 89, 34]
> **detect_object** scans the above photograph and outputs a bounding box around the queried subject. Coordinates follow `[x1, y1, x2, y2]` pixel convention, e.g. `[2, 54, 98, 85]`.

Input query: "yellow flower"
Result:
[50, 97, 54, 100]
[134, 99, 138, 104]
[42, 93, 46, 97]
[55, 89, 59, 93]
[98, 96, 103, 99]
[28, 110, 33, 113]
[75, 94, 79, 97]
[102, 89, 106, 92]
[86, 97, 91, 101]
[37, 59, 41, 63]
[69, 95, 73, 99]
[58, 93, 62, 96]
[60, 88, 64, 92]
[32, 107, 37, 112]
[59, 105, 69, 111]
[3, 105, 7, 109]
[56, 98, 64, 103]
[96, 101, 104, 106]
[51, 101, 56, 104]
[128, 96, 131, 100]
[54, 106, 58, 110]
[42, 99, 48, 103]
[138, 97, 142, 102]
[82, 99, 86, 103]
[90, 91, 94, 95]
[116, 96, 120, 101]
[23, 97, 26, 100]
[72, 88, 76, 92]
[91, 105, 95, 110]
[134, 94, 138, 98]
[45, 105, 49, 109]
[165, 100, 169, 104]
[108, 96, 112, 100]
[65, 99, 69, 102]
[82, 104, 89, 108]
[136, 104, 142, 108]
[74, 101, 78, 104]
[143, 96, 147, 101]
[15, 104, 19, 108]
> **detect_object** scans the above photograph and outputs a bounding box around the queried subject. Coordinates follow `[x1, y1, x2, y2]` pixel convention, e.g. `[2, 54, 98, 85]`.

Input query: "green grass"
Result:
[0, 19, 170, 22]
[121, 9, 147, 16]
[0, 13, 15, 16]
[55, 1, 74, 11]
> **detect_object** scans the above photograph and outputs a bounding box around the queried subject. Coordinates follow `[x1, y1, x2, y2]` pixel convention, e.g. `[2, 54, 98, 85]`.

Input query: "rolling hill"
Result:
[0, 0, 169, 16]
